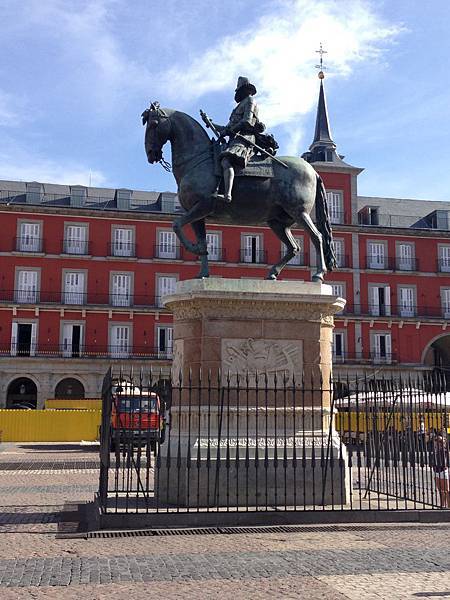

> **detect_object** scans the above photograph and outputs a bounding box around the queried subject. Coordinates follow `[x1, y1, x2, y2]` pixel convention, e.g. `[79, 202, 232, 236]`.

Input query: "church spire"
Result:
[302, 44, 340, 164]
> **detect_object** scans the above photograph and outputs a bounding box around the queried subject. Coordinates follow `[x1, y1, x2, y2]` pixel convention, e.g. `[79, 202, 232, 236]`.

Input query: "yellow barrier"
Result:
[0, 409, 102, 442]
[46, 399, 102, 410]
[336, 411, 450, 435]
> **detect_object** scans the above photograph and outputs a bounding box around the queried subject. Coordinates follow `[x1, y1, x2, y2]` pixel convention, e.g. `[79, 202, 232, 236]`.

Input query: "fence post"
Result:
[98, 367, 112, 511]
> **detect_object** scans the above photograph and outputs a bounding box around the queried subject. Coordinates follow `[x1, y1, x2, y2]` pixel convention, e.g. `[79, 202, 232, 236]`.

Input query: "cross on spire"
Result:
[315, 43, 327, 79]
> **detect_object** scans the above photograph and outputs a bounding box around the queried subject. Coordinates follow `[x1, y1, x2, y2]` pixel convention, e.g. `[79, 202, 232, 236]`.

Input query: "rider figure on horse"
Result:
[213, 76, 262, 203]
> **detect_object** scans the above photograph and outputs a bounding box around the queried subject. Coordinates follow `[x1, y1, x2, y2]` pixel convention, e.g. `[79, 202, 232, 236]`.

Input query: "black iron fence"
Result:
[98, 370, 450, 521]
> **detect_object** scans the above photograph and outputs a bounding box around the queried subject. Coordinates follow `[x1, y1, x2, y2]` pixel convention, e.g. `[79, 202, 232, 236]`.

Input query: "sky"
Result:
[0, 0, 449, 201]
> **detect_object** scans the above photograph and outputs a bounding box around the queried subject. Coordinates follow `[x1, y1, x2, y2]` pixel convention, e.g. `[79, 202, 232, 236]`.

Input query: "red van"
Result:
[110, 382, 166, 451]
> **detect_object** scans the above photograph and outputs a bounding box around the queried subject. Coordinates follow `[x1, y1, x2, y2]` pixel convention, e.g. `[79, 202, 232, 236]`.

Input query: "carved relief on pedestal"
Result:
[221, 338, 303, 385]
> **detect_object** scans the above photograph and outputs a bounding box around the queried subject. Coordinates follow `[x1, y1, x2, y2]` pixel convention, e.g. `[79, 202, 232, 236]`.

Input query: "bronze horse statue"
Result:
[143, 105, 336, 281]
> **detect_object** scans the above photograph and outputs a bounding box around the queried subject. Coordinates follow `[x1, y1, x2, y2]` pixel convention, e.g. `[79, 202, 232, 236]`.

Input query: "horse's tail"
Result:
[315, 175, 337, 272]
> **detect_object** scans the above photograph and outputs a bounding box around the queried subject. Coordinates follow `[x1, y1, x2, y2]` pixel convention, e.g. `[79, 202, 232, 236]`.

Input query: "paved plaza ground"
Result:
[0, 442, 450, 599]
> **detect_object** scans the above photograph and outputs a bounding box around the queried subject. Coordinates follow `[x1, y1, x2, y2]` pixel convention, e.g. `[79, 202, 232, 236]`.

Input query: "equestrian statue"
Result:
[142, 76, 336, 281]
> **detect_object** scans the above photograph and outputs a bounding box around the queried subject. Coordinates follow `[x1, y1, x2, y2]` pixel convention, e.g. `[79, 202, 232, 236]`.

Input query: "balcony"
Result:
[14, 236, 44, 253]
[154, 244, 181, 259]
[108, 242, 136, 258]
[395, 257, 419, 271]
[332, 352, 397, 365]
[437, 259, 450, 273]
[0, 289, 158, 309]
[355, 304, 448, 320]
[280, 251, 308, 266]
[0, 344, 173, 360]
[239, 249, 267, 264]
[62, 239, 90, 255]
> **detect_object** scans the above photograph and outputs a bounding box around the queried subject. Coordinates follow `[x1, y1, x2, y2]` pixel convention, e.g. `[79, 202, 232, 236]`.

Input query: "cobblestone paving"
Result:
[1, 442, 450, 599]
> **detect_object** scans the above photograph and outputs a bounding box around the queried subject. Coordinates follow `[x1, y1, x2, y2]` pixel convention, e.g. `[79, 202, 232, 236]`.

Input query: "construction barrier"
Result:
[0, 409, 102, 442]
[46, 398, 102, 410]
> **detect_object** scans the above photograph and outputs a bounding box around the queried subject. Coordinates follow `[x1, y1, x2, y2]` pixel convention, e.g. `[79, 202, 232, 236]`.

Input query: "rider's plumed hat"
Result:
[235, 76, 257, 96]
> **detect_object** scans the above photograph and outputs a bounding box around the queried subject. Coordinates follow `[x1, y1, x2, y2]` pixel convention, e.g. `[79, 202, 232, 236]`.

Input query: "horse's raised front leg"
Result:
[266, 218, 299, 280]
[191, 220, 209, 278]
[299, 212, 327, 282]
[172, 197, 215, 256]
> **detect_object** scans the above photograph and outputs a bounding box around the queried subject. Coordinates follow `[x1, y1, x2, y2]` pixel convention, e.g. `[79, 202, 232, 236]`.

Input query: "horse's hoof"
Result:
[195, 274, 209, 279]
[312, 274, 324, 283]
[266, 273, 278, 281]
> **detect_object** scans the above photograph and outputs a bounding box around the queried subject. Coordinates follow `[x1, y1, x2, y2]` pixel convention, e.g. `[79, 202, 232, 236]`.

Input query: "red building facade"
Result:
[1, 78, 449, 407]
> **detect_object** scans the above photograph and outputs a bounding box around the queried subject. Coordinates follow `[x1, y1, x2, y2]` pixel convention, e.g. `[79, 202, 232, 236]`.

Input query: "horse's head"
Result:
[142, 101, 172, 164]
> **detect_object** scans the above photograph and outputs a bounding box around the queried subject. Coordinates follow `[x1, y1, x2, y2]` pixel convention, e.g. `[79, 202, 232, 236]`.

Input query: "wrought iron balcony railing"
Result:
[107, 241, 136, 258]
[1, 344, 173, 360]
[62, 239, 91, 255]
[14, 236, 44, 253]
[239, 249, 267, 264]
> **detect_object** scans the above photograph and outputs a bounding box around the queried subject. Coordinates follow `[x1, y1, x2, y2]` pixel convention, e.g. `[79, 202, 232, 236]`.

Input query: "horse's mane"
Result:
[163, 108, 212, 143]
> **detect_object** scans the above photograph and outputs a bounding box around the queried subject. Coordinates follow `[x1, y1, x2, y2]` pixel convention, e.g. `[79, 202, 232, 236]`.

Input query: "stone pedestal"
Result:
[158, 279, 349, 508]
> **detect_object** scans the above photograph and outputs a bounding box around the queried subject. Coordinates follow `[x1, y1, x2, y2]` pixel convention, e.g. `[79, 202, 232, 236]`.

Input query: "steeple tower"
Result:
[302, 44, 341, 164]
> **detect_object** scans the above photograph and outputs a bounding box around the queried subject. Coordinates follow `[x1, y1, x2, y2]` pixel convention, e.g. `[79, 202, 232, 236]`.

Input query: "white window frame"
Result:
[110, 272, 133, 307]
[441, 288, 450, 319]
[368, 284, 391, 317]
[156, 326, 174, 358]
[156, 275, 177, 307]
[17, 221, 42, 252]
[439, 245, 450, 273]
[60, 321, 85, 358]
[109, 324, 132, 358]
[332, 330, 346, 363]
[64, 223, 89, 255]
[157, 229, 178, 259]
[15, 268, 40, 304]
[111, 226, 134, 257]
[398, 286, 416, 318]
[331, 239, 345, 268]
[368, 241, 387, 270]
[326, 190, 344, 224]
[11, 321, 38, 357]
[62, 270, 86, 305]
[241, 233, 263, 264]
[396, 242, 415, 271]
[371, 332, 392, 364]
[206, 232, 221, 261]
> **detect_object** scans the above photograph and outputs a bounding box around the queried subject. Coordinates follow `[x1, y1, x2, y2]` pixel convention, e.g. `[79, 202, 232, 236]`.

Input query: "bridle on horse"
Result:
[142, 101, 173, 172]
[143, 101, 214, 175]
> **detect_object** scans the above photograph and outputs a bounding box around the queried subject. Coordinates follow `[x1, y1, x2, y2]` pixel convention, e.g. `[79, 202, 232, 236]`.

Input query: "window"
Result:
[441, 289, 450, 319]
[61, 323, 84, 358]
[63, 272, 85, 305]
[331, 239, 345, 267]
[157, 230, 178, 259]
[110, 325, 130, 358]
[368, 242, 386, 269]
[11, 322, 37, 357]
[331, 283, 345, 314]
[369, 285, 391, 317]
[372, 333, 392, 364]
[64, 224, 88, 254]
[157, 276, 177, 307]
[333, 331, 345, 363]
[368, 207, 379, 226]
[282, 237, 303, 265]
[112, 227, 134, 257]
[439, 246, 450, 272]
[326, 191, 343, 224]
[398, 287, 415, 317]
[157, 326, 173, 358]
[242, 234, 264, 263]
[18, 222, 41, 252]
[111, 273, 132, 307]
[16, 270, 38, 303]
[397, 243, 414, 271]
[206, 233, 220, 261]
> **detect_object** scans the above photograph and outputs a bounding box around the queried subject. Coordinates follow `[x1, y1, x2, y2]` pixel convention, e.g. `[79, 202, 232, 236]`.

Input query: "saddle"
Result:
[213, 141, 275, 178]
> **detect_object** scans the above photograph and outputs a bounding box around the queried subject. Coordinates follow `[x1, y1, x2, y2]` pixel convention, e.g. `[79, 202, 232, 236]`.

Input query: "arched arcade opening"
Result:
[54, 378, 85, 399]
[7, 377, 38, 409]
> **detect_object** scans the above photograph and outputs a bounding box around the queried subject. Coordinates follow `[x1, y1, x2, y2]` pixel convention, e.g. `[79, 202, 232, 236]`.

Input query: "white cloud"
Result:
[0, 149, 106, 187]
[163, 0, 404, 153]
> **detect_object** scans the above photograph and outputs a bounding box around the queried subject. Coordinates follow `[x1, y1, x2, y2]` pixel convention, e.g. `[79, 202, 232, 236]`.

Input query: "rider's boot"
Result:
[212, 159, 233, 203]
